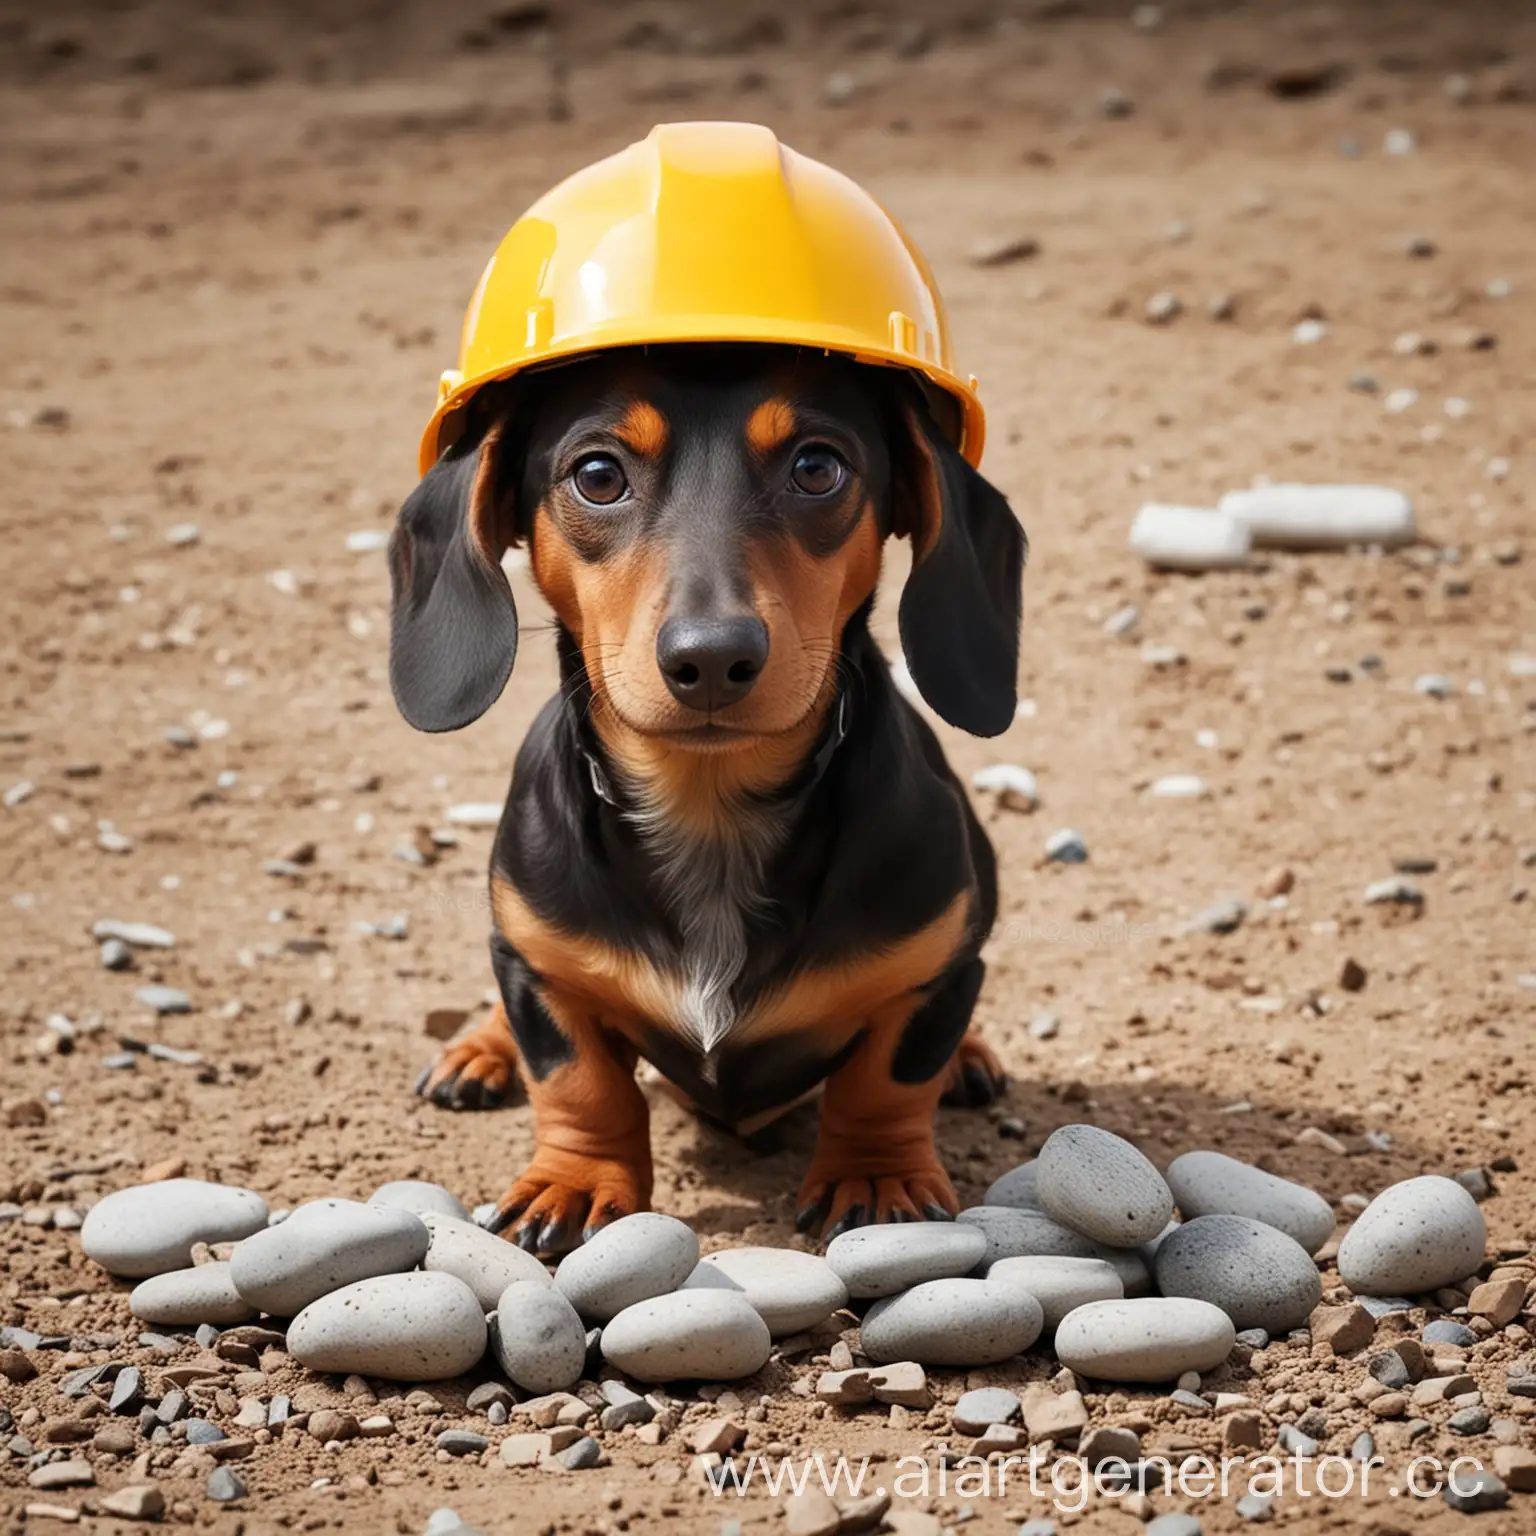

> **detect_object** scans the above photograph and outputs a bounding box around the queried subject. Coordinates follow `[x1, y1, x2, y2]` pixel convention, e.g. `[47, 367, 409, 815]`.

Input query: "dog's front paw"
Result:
[484, 1147, 650, 1257]
[795, 1158, 958, 1243]
[939, 1030, 1005, 1108]
[414, 1005, 521, 1110]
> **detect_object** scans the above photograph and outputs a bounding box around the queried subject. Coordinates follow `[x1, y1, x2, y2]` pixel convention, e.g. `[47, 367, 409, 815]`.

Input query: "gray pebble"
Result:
[156, 1390, 187, 1424]
[108, 1366, 143, 1413]
[1145, 1517, 1201, 1536]
[1045, 828, 1088, 863]
[599, 1381, 654, 1431]
[1155, 1215, 1322, 1332]
[1423, 1320, 1478, 1348]
[1277, 1424, 1318, 1456]
[958, 1206, 1151, 1296]
[954, 1386, 1021, 1434]
[100, 939, 132, 971]
[1448, 1407, 1491, 1436]
[554, 1213, 699, 1324]
[1235, 1493, 1273, 1522]
[421, 1213, 550, 1310]
[983, 1161, 1041, 1210]
[987, 1255, 1124, 1330]
[287, 1271, 487, 1382]
[826, 1221, 987, 1300]
[599, 1290, 770, 1383]
[1018, 1523, 1056, 1536]
[1359, 1295, 1413, 1317]
[185, 1419, 226, 1445]
[130, 1262, 257, 1326]
[1367, 1352, 1410, 1389]
[370, 1180, 469, 1221]
[102, 1051, 138, 1070]
[493, 1279, 586, 1394]
[559, 1435, 603, 1470]
[231, 1198, 429, 1316]
[425, 1512, 484, 1536]
[435, 1430, 488, 1457]
[268, 1396, 290, 1426]
[681, 1247, 846, 1337]
[206, 1467, 246, 1502]
[1351, 1431, 1376, 1462]
[81, 1179, 268, 1278]
[1037, 1124, 1173, 1247]
[1166, 1150, 1336, 1256]
[194, 1323, 220, 1349]
[1338, 1177, 1487, 1296]
[1453, 1168, 1494, 1203]
[860, 1277, 1043, 1367]
[1443, 1470, 1508, 1514]
[1234, 1328, 1269, 1349]
[487, 1401, 507, 1426]
[1055, 1298, 1235, 1383]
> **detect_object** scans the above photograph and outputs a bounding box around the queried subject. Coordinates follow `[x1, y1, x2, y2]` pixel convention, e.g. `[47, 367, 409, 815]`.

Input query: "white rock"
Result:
[230, 1198, 430, 1317]
[421, 1213, 551, 1310]
[493, 1279, 587, 1394]
[288, 1271, 487, 1382]
[600, 1290, 770, 1383]
[1130, 504, 1251, 571]
[91, 918, 176, 949]
[369, 1181, 469, 1221]
[682, 1247, 847, 1337]
[130, 1262, 258, 1326]
[445, 803, 502, 827]
[554, 1213, 699, 1323]
[971, 765, 1039, 811]
[1149, 774, 1207, 799]
[1167, 1150, 1335, 1255]
[1337, 1176, 1488, 1297]
[81, 1179, 269, 1279]
[825, 1221, 987, 1300]
[987, 1255, 1125, 1329]
[345, 529, 390, 553]
[983, 1161, 1041, 1210]
[1036, 1125, 1174, 1247]
[1154, 1215, 1322, 1332]
[860, 1277, 1043, 1367]
[956, 1207, 1151, 1294]
[1055, 1297, 1236, 1382]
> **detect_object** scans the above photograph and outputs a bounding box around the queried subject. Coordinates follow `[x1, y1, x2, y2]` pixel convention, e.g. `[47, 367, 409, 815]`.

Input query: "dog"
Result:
[393, 343, 1026, 1255]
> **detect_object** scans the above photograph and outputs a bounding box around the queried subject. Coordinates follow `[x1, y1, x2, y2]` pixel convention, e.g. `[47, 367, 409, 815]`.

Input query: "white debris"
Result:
[1130, 504, 1251, 571]
[971, 765, 1039, 812]
[445, 804, 503, 827]
[1292, 319, 1329, 345]
[346, 530, 391, 553]
[1217, 485, 1415, 550]
[1149, 774, 1207, 799]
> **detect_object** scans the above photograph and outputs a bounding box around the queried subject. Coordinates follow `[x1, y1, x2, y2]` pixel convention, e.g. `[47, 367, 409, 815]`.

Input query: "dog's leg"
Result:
[940, 1029, 1006, 1108]
[796, 960, 985, 1240]
[414, 1003, 522, 1111]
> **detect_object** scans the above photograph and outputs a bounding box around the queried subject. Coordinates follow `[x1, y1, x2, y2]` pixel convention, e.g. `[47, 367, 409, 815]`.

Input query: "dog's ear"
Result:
[388, 414, 519, 733]
[891, 394, 1027, 737]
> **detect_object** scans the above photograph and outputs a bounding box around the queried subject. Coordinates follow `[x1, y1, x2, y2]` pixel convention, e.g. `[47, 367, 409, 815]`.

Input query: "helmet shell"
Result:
[420, 121, 984, 474]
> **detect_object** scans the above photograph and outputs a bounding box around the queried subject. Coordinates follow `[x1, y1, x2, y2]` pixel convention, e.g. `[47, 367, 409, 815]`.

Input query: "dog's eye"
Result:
[571, 454, 628, 507]
[790, 446, 846, 497]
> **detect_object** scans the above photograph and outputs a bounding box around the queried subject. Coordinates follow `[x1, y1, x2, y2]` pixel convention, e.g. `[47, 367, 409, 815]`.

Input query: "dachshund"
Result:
[393, 343, 1026, 1255]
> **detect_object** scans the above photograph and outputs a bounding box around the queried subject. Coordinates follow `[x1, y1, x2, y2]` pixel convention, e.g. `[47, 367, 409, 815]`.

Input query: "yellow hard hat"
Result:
[419, 121, 984, 476]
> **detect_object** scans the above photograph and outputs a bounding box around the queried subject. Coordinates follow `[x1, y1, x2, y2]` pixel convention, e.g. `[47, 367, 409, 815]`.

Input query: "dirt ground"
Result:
[2, 0, 1533, 1532]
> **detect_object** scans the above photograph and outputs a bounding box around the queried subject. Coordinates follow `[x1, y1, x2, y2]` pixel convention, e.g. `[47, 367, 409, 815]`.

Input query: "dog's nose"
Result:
[656, 615, 769, 711]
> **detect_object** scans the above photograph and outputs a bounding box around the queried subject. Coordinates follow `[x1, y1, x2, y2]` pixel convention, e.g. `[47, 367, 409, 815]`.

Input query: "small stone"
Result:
[599, 1290, 770, 1383]
[1448, 1406, 1491, 1436]
[690, 1417, 744, 1456]
[682, 1246, 846, 1337]
[826, 1222, 986, 1299]
[29, 1460, 95, 1491]
[1037, 1124, 1173, 1246]
[1236, 1493, 1272, 1522]
[1310, 1303, 1375, 1356]
[783, 1488, 842, 1536]
[1468, 1278, 1527, 1327]
[1492, 1447, 1536, 1493]
[206, 1467, 247, 1502]
[554, 1213, 699, 1323]
[1044, 827, 1088, 864]
[1145, 1516, 1201, 1536]
[101, 939, 132, 970]
[435, 1429, 488, 1457]
[1425, 1320, 1480, 1348]
[135, 985, 191, 1014]
[1443, 1469, 1508, 1514]
[1054, 1298, 1236, 1383]
[81, 1179, 268, 1278]
[557, 1434, 602, 1470]
[99, 1484, 166, 1520]
[953, 1387, 1020, 1435]
[493, 1279, 586, 1394]
[1338, 1177, 1487, 1296]
[1145, 291, 1181, 325]
[1340, 957, 1367, 992]
[969, 235, 1040, 268]
[860, 1278, 1043, 1368]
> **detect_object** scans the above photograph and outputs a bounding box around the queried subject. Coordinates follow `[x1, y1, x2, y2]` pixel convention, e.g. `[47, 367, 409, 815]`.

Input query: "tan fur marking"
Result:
[745, 396, 797, 456]
[614, 399, 669, 458]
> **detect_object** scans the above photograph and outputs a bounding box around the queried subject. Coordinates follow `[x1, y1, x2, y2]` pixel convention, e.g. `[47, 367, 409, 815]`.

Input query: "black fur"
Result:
[489, 930, 574, 1083]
